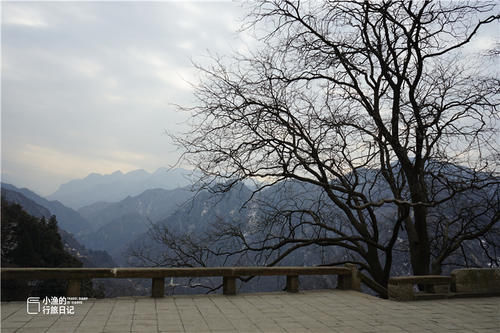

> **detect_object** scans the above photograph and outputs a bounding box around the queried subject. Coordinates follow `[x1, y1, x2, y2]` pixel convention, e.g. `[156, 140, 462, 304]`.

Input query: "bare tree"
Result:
[148, 0, 499, 293]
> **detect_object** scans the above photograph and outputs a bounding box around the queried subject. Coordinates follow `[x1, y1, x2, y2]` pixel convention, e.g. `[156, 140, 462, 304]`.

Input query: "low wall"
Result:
[452, 268, 500, 293]
[388, 268, 500, 301]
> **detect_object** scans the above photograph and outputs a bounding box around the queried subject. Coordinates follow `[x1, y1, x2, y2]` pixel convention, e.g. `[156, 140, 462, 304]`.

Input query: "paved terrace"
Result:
[2, 290, 499, 333]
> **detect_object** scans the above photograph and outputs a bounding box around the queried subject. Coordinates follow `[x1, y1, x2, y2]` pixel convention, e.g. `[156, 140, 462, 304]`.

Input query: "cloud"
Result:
[2, 4, 49, 28]
[1, 1, 252, 194]
[13, 144, 139, 177]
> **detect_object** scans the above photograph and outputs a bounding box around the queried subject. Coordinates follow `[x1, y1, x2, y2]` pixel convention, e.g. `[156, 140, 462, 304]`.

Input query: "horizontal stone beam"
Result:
[389, 275, 451, 286]
[452, 268, 500, 293]
[1, 266, 352, 280]
[388, 275, 452, 301]
[1, 268, 117, 280]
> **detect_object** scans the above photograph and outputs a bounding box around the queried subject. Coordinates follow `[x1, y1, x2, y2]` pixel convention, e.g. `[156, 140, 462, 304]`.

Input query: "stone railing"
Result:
[388, 268, 500, 301]
[1, 265, 360, 298]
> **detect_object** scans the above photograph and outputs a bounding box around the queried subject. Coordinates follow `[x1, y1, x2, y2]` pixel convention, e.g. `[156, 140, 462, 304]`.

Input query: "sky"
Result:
[1, 1, 253, 195]
[1, 1, 498, 197]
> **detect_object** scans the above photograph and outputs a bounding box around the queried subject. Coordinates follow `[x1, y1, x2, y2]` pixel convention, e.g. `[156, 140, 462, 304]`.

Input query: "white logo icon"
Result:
[26, 297, 40, 314]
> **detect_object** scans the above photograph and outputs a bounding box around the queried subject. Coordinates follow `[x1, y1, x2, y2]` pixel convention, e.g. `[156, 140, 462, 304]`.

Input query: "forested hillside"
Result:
[1, 200, 104, 300]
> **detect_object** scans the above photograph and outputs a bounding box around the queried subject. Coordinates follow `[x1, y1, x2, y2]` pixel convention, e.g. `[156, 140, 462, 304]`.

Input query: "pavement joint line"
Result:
[173, 295, 185, 332]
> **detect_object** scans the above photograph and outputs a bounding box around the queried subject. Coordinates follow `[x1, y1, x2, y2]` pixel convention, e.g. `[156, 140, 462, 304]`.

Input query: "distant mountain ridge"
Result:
[47, 167, 195, 209]
[78, 187, 194, 231]
[1, 183, 92, 236]
[1, 187, 115, 268]
[77, 187, 195, 260]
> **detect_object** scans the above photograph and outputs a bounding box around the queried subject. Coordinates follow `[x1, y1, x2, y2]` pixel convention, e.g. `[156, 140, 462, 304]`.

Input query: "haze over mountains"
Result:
[1, 186, 115, 268]
[47, 167, 195, 209]
[78, 187, 195, 259]
[2, 164, 497, 296]
[1, 168, 197, 263]
[2, 183, 92, 236]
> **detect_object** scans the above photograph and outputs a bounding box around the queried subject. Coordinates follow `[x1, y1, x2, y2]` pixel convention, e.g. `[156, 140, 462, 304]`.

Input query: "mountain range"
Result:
[77, 187, 195, 259]
[1, 186, 115, 268]
[47, 167, 195, 209]
[1, 168, 199, 266]
[2, 164, 497, 296]
[2, 183, 92, 236]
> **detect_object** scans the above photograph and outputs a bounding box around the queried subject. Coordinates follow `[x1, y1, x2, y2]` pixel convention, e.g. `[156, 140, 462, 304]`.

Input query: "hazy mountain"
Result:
[124, 183, 345, 293]
[77, 201, 113, 225]
[48, 168, 195, 209]
[1, 187, 51, 218]
[76, 187, 195, 262]
[79, 213, 150, 260]
[123, 171, 498, 295]
[125, 183, 255, 265]
[1, 183, 92, 236]
[1, 188, 115, 268]
[78, 187, 194, 231]
[58, 228, 116, 268]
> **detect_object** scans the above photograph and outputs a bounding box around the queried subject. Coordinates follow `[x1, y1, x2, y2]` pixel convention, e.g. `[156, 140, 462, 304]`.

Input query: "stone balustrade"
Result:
[1, 265, 361, 298]
[388, 268, 500, 301]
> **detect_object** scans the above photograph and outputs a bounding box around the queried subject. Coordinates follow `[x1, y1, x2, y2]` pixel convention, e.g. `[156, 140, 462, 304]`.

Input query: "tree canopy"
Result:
[158, 0, 499, 294]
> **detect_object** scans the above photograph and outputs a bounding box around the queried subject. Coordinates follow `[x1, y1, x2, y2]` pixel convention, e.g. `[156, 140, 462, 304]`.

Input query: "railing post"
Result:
[152, 278, 165, 298]
[388, 281, 415, 301]
[66, 279, 81, 297]
[223, 276, 236, 295]
[286, 275, 299, 293]
[337, 264, 361, 291]
[345, 263, 361, 291]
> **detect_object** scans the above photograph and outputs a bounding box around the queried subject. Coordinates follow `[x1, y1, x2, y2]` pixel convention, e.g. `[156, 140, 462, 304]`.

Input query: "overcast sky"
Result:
[2, 1, 252, 195]
[1, 1, 498, 197]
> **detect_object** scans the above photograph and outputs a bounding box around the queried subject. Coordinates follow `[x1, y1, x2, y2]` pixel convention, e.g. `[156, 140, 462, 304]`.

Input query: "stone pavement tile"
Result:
[254, 325, 287, 333]
[402, 326, 439, 333]
[1, 320, 32, 329]
[74, 329, 105, 333]
[158, 317, 183, 325]
[45, 328, 78, 333]
[1, 303, 24, 320]
[281, 328, 309, 333]
[310, 328, 345, 333]
[158, 324, 185, 332]
[474, 320, 500, 329]
[368, 324, 409, 333]
[132, 318, 158, 327]
[80, 313, 109, 321]
[106, 317, 133, 325]
[204, 321, 235, 331]
[3, 312, 34, 322]
[296, 320, 330, 330]
[2, 292, 499, 333]
[17, 329, 50, 333]
[134, 313, 157, 321]
[104, 321, 133, 329]
[22, 318, 58, 328]
[46, 321, 81, 330]
[103, 326, 133, 332]
[326, 326, 365, 333]
[76, 323, 108, 331]
[228, 319, 260, 330]
[0, 328, 18, 333]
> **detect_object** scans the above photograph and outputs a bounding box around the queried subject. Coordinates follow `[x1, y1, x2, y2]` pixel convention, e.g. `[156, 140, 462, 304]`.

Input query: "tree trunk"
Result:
[404, 169, 431, 284]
